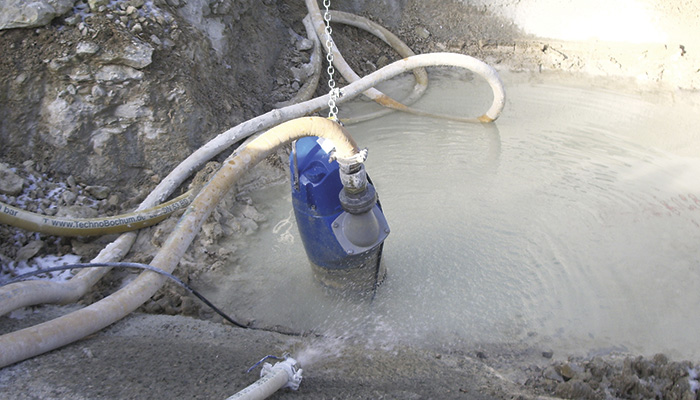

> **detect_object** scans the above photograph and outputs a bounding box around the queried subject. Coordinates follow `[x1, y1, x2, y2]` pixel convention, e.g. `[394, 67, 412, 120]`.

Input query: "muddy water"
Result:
[206, 71, 700, 361]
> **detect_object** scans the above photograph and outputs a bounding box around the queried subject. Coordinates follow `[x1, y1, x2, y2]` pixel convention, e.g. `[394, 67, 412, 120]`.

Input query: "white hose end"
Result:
[261, 357, 303, 391]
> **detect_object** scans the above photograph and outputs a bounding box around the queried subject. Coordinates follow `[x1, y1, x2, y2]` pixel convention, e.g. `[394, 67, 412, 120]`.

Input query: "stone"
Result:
[87, 0, 109, 12]
[97, 40, 154, 69]
[90, 127, 124, 155]
[239, 204, 266, 222]
[161, 38, 175, 50]
[296, 38, 313, 51]
[68, 65, 93, 82]
[0, 163, 24, 195]
[554, 380, 598, 400]
[91, 84, 105, 98]
[0, 0, 74, 30]
[376, 55, 389, 69]
[114, 97, 150, 119]
[76, 41, 101, 56]
[85, 185, 110, 200]
[94, 65, 144, 83]
[106, 194, 120, 207]
[149, 34, 162, 47]
[127, 0, 144, 8]
[61, 190, 77, 205]
[415, 26, 430, 39]
[557, 363, 576, 380]
[64, 13, 80, 25]
[15, 240, 45, 262]
[543, 366, 565, 382]
[66, 175, 77, 189]
[289, 66, 309, 82]
[71, 239, 105, 258]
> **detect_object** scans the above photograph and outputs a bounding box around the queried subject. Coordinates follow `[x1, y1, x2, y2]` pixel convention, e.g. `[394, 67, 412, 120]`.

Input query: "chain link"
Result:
[323, 0, 340, 121]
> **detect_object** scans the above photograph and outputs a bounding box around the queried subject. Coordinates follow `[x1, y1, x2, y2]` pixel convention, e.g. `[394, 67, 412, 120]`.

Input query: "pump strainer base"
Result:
[310, 251, 386, 294]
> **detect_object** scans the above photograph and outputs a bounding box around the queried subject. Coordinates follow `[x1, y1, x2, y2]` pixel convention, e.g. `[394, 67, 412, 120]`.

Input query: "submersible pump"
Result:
[290, 136, 389, 292]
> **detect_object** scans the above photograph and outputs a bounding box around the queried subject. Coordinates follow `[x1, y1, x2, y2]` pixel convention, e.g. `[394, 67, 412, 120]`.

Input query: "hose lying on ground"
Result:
[0, 5, 503, 313]
[0, 188, 197, 316]
[124, 52, 504, 224]
[0, 190, 194, 237]
[0, 53, 505, 367]
[306, 2, 497, 123]
[305, 0, 417, 109]
[317, 8, 430, 124]
[2, 262, 248, 329]
[0, 117, 360, 368]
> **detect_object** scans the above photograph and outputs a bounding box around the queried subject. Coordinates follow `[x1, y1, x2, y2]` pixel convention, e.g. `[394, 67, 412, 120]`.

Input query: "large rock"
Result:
[0, 163, 24, 196]
[97, 40, 154, 69]
[0, 0, 74, 30]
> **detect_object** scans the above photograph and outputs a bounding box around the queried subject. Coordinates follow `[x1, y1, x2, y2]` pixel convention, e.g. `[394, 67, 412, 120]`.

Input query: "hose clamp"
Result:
[261, 356, 303, 391]
[329, 147, 368, 165]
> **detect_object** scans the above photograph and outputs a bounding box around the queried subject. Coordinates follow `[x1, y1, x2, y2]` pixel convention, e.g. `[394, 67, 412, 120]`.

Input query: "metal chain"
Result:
[323, 0, 340, 121]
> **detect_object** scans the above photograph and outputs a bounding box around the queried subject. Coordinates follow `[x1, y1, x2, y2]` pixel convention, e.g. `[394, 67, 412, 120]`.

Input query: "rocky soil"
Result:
[1, 0, 699, 399]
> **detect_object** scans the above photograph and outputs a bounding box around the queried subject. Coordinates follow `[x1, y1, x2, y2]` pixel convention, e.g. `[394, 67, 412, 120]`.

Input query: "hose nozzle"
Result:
[260, 355, 303, 391]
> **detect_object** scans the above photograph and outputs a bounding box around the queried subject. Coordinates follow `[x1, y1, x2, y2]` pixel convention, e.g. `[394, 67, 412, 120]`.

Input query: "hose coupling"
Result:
[339, 162, 379, 216]
[339, 180, 376, 214]
[329, 147, 368, 165]
[261, 356, 303, 391]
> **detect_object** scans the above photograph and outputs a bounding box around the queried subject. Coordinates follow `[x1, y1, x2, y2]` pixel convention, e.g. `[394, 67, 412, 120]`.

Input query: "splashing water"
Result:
[200, 71, 700, 362]
[293, 336, 347, 368]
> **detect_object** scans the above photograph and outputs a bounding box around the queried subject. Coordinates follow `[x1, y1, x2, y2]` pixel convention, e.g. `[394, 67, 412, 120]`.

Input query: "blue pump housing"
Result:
[290, 136, 388, 273]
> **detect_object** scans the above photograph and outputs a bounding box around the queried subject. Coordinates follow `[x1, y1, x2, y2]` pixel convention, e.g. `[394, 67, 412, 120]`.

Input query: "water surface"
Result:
[206, 71, 700, 361]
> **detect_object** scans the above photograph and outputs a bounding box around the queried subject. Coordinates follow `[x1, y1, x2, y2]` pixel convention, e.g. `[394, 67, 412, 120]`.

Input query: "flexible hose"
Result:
[0, 189, 194, 237]
[352, 52, 506, 122]
[275, 9, 427, 117]
[327, 10, 429, 124]
[138, 52, 504, 215]
[306, 2, 494, 123]
[0, 189, 196, 316]
[0, 52, 505, 317]
[227, 366, 291, 400]
[0, 117, 359, 368]
[305, 0, 416, 106]
[0, 53, 504, 365]
[2, 262, 248, 328]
